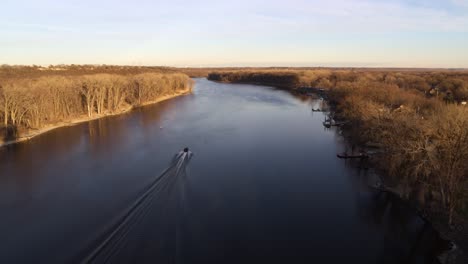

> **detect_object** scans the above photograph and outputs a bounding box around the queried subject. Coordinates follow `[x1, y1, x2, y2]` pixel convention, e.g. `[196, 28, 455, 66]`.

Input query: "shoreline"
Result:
[212, 79, 466, 263]
[0, 89, 191, 148]
[325, 97, 467, 264]
[207, 79, 294, 90]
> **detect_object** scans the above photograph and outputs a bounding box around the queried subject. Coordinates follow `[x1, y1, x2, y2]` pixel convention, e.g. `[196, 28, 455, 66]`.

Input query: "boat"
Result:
[369, 183, 401, 197]
[336, 152, 369, 159]
[331, 121, 348, 127]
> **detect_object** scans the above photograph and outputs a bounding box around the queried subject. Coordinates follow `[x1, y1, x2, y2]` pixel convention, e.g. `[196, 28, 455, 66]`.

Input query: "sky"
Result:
[1, 0, 468, 68]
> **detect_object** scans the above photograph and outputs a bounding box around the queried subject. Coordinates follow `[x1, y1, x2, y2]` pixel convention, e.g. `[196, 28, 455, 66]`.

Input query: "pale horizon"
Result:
[2, 0, 468, 68]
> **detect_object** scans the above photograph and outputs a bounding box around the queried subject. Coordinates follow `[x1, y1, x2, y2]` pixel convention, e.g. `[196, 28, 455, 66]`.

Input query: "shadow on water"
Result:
[341, 152, 450, 264]
[310, 94, 451, 264]
[0, 122, 86, 209]
[356, 189, 449, 264]
[1, 125, 18, 142]
[85, 97, 180, 156]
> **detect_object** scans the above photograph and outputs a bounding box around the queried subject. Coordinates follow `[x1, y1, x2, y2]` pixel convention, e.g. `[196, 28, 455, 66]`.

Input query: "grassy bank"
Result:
[0, 70, 193, 145]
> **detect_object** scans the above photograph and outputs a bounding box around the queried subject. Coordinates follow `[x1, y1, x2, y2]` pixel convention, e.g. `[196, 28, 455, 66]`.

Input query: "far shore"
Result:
[0, 89, 191, 148]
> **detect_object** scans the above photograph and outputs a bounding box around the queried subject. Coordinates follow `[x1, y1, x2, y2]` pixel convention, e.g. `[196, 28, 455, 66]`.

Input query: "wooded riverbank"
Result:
[3, 77, 450, 264]
[207, 70, 468, 263]
[0, 88, 191, 147]
[0, 69, 193, 146]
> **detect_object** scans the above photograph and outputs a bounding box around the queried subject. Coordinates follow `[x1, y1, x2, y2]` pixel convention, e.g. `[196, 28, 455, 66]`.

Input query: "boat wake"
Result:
[79, 149, 192, 264]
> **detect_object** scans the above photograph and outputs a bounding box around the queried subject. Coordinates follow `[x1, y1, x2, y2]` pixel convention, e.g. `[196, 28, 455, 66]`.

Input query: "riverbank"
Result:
[317, 93, 468, 264]
[336, 121, 467, 264]
[3, 77, 448, 264]
[207, 72, 299, 89]
[336, 111, 468, 264]
[207, 72, 467, 263]
[0, 88, 191, 148]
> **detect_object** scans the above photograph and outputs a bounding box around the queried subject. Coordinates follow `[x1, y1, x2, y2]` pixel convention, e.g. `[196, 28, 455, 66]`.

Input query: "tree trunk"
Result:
[4, 101, 8, 126]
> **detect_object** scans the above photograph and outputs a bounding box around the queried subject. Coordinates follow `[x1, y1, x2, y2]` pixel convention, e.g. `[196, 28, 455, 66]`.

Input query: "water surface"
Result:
[0, 78, 442, 263]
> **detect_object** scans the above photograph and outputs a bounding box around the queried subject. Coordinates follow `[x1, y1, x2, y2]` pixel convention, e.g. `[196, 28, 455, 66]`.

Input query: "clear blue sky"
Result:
[1, 0, 468, 68]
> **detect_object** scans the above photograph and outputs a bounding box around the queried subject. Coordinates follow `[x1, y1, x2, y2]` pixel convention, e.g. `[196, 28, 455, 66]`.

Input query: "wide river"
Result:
[0, 78, 443, 263]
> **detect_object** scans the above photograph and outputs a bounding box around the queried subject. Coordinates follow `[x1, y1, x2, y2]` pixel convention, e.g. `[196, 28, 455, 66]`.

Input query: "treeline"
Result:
[0, 73, 193, 141]
[328, 79, 467, 225]
[208, 69, 468, 102]
[208, 72, 300, 89]
[0, 64, 178, 79]
[209, 69, 467, 225]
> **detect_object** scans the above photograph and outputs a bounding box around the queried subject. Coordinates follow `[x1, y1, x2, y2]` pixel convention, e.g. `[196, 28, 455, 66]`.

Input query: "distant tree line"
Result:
[0, 64, 179, 79]
[208, 69, 468, 102]
[209, 69, 468, 225]
[0, 73, 193, 141]
[208, 72, 300, 89]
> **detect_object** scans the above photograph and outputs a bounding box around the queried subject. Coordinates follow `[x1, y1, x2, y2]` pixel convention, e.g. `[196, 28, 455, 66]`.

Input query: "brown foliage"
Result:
[0, 72, 193, 140]
[330, 81, 467, 225]
[208, 71, 300, 89]
[207, 69, 468, 102]
[207, 68, 468, 224]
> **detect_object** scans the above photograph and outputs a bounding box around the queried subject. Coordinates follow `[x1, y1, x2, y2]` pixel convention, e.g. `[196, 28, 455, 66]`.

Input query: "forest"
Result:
[208, 69, 468, 226]
[208, 69, 468, 102]
[0, 66, 193, 143]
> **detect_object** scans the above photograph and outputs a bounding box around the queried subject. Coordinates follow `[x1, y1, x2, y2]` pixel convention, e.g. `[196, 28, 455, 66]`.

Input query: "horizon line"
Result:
[2, 63, 468, 71]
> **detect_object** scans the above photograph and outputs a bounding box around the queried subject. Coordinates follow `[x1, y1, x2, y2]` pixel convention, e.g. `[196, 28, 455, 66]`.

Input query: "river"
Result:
[0, 78, 444, 263]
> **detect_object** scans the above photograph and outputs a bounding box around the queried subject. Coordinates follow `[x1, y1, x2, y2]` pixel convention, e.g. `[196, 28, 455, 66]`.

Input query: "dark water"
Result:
[0, 78, 444, 263]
